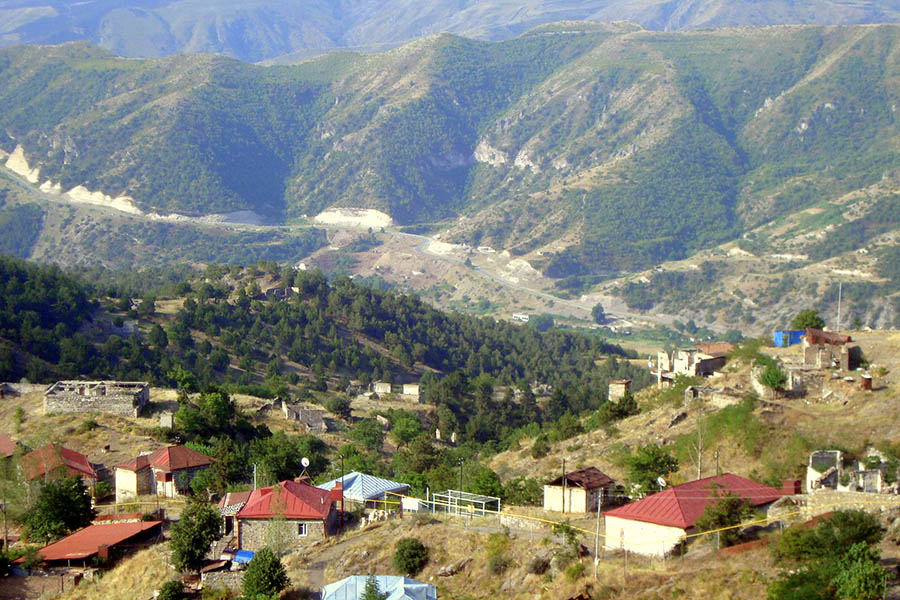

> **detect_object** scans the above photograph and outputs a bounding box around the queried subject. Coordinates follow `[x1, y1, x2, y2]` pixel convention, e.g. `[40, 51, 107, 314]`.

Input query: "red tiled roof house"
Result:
[603, 473, 783, 558]
[114, 445, 212, 502]
[543, 467, 615, 513]
[21, 443, 98, 492]
[235, 480, 342, 552]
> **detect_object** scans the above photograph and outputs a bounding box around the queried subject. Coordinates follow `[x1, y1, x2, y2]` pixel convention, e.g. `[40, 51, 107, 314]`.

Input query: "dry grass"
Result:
[54, 546, 173, 600]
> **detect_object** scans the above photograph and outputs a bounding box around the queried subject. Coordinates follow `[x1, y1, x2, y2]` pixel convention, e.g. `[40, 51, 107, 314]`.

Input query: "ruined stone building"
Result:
[806, 449, 897, 494]
[44, 381, 150, 417]
[801, 329, 861, 371]
[655, 342, 733, 387]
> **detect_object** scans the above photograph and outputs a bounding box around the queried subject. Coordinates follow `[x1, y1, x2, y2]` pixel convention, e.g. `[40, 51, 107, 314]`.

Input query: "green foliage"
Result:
[349, 419, 385, 453]
[596, 392, 640, 424]
[324, 396, 352, 420]
[693, 485, 754, 547]
[791, 309, 825, 330]
[26, 476, 95, 542]
[242, 547, 289, 599]
[169, 501, 220, 573]
[389, 411, 424, 448]
[832, 542, 888, 600]
[158, 581, 184, 600]
[527, 314, 555, 333]
[393, 537, 429, 575]
[591, 303, 606, 324]
[361, 575, 388, 600]
[759, 364, 787, 390]
[625, 445, 679, 496]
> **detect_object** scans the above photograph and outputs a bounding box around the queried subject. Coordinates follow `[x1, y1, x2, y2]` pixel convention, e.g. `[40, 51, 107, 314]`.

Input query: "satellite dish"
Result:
[656, 476, 667, 488]
[301, 457, 310, 468]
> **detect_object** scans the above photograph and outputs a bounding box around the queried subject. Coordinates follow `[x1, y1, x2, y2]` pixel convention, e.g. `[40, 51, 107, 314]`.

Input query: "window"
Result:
[297, 523, 307, 537]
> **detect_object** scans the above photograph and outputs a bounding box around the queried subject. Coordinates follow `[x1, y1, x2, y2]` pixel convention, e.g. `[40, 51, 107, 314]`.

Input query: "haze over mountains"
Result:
[3, 0, 900, 62]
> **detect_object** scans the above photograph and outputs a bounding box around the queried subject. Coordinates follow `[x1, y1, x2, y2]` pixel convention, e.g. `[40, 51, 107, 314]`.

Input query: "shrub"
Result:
[526, 556, 550, 575]
[242, 547, 289, 599]
[393, 537, 429, 575]
[565, 561, 586, 581]
[488, 553, 511, 574]
[158, 581, 183, 600]
[169, 502, 220, 572]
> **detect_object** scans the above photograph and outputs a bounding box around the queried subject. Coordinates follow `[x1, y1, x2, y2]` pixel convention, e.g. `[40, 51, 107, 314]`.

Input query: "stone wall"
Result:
[44, 381, 149, 417]
[202, 569, 244, 591]
[805, 490, 900, 516]
[238, 518, 326, 552]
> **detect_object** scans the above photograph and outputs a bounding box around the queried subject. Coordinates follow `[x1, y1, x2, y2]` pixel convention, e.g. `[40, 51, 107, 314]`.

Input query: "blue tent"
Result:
[317, 471, 410, 503]
[322, 575, 437, 600]
[773, 330, 805, 347]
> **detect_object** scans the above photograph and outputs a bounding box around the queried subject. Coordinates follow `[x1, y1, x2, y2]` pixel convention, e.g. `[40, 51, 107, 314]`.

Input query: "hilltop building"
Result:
[44, 381, 149, 417]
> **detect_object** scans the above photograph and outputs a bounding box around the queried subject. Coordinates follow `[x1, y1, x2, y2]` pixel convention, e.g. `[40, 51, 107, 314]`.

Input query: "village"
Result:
[1, 323, 899, 600]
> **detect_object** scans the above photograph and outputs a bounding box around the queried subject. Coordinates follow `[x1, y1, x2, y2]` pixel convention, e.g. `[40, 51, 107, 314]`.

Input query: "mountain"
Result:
[4, 0, 900, 62]
[2, 23, 900, 278]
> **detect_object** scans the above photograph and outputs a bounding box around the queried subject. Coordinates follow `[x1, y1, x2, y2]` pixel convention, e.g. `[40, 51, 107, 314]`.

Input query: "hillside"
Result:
[3, 0, 900, 62]
[2, 24, 900, 282]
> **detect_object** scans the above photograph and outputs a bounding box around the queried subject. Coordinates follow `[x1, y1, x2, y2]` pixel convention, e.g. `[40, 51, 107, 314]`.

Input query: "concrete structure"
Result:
[608, 380, 631, 403]
[604, 473, 783, 557]
[322, 575, 437, 600]
[372, 381, 392, 395]
[21, 443, 97, 491]
[543, 467, 615, 513]
[44, 381, 149, 417]
[236, 479, 341, 552]
[401, 383, 421, 400]
[114, 445, 213, 502]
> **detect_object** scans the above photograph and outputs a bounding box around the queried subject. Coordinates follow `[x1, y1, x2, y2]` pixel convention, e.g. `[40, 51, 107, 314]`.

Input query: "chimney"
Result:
[781, 479, 801, 495]
[329, 481, 343, 504]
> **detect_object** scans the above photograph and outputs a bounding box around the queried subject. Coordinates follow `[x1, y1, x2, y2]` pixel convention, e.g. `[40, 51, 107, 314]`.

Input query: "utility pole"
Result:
[253, 463, 257, 490]
[715, 449, 720, 476]
[836, 281, 842, 332]
[562, 458, 567, 514]
[593, 499, 601, 579]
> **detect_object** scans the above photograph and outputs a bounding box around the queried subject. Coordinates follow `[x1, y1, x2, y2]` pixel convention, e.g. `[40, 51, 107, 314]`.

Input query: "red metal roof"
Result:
[548, 467, 614, 490]
[21, 443, 97, 481]
[116, 445, 212, 473]
[33, 521, 162, 562]
[218, 490, 253, 509]
[604, 473, 782, 529]
[0, 433, 16, 458]
[237, 480, 332, 520]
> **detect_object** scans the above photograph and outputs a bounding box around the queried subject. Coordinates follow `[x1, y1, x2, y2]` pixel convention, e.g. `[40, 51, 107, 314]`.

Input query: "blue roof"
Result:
[322, 575, 437, 600]
[317, 471, 409, 501]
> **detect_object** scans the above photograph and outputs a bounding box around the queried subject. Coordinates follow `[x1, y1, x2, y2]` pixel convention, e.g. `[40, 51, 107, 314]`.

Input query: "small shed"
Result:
[773, 330, 805, 347]
[543, 467, 615, 513]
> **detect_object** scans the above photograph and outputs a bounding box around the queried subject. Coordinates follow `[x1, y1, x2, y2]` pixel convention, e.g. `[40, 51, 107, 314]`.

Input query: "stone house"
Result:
[806, 449, 896, 494]
[655, 343, 733, 386]
[21, 443, 98, 493]
[44, 381, 150, 417]
[114, 445, 213, 502]
[543, 467, 615, 513]
[235, 479, 342, 552]
[401, 383, 421, 400]
[282, 403, 328, 433]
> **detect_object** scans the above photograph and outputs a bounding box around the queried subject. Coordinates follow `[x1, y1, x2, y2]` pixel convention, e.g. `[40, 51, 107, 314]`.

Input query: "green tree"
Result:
[157, 581, 183, 600]
[26, 477, 94, 542]
[390, 412, 423, 448]
[324, 396, 352, 420]
[758, 364, 787, 393]
[625, 445, 678, 497]
[832, 542, 888, 600]
[350, 418, 385, 453]
[242, 547, 289, 599]
[169, 501, 220, 572]
[393, 537, 429, 575]
[791, 309, 825, 330]
[693, 485, 754, 547]
[528, 313, 555, 333]
[591, 303, 606, 324]
[361, 575, 388, 600]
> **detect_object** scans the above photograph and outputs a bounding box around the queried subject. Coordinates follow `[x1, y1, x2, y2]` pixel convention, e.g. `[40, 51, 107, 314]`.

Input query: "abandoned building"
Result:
[801, 329, 861, 371]
[806, 449, 897, 494]
[608, 379, 631, 403]
[543, 467, 616, 513]
[44, 381, 150, 417]
[282, 402, 328, 434]
[683, 385, 743, 408]
[655, 342, 733, 387]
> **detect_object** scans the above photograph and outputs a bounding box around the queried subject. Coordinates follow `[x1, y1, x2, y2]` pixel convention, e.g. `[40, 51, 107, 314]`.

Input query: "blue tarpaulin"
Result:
[233, 550, 254, 564]
[773, 330, 805, 347]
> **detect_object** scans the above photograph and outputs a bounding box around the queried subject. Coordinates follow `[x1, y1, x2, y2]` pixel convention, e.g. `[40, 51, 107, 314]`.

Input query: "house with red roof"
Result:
[21, 443, 98, 492]
[114, 445, 213, 502]
[24, 520, 163, 566]
[235, 479, 342, 552]
[603, 473, 784, 557]
[0, 433, 17, 459]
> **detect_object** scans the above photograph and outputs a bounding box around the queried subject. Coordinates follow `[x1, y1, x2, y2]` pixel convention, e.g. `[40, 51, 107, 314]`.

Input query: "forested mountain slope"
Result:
[3, 0, 900, 62]
[2, 23, 900, 275]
